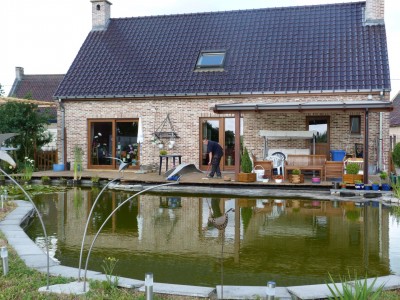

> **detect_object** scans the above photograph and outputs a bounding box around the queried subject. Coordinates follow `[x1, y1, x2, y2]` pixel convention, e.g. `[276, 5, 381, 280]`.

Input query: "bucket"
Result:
[330, 150, 346, 161]
[253, 165, 265, 181]
[53, 164, 65, 172]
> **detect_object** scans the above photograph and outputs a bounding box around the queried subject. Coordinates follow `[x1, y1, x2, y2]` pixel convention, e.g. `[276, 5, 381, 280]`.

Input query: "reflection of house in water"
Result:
[37, 190, 391, 282]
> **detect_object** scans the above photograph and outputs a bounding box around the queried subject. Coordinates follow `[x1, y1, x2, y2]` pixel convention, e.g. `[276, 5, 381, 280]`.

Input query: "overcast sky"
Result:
[1, 0, 399, 98]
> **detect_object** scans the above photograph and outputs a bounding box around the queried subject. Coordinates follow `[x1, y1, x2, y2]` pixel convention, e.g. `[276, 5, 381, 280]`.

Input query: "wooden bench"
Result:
[285, 155, 327, 180]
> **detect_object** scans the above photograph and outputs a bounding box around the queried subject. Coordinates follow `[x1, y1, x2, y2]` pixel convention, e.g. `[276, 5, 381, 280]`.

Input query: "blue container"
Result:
[330, 150, 346, 161]
[53, 164, 65, 172]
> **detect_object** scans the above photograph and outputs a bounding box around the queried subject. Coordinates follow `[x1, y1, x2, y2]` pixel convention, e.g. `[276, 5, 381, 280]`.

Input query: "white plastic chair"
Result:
[266, 155, 284, 175]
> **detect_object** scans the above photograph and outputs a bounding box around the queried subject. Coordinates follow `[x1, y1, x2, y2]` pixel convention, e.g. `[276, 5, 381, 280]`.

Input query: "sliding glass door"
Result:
[200, 117, 241, 171]
[88, 119, 140, 169]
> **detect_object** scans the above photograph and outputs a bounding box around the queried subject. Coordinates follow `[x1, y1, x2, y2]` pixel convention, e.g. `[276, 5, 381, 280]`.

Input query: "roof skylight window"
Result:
[196, 51, 226, 69]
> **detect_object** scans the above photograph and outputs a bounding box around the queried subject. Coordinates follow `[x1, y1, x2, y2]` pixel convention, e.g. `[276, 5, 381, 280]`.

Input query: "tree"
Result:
[0, 83, 4, 96]
[0, 101, 51, 164]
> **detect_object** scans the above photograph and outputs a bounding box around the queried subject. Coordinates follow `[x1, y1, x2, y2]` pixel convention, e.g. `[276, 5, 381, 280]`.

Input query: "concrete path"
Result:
[1, 200, 400, 299]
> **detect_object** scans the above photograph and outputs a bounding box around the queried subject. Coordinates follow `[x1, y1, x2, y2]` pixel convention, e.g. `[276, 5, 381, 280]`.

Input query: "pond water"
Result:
[25, 187, 400, 287]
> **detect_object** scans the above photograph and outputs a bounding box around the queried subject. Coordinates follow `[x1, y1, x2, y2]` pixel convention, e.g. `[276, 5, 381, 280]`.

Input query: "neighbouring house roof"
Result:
[8, 73, 63, 121]
[390, 91, 400, 127]
[55, 1, 390, 99]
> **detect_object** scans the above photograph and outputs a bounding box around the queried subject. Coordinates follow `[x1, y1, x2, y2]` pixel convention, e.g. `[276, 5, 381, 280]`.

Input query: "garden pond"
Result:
[24, 187, 400, 287]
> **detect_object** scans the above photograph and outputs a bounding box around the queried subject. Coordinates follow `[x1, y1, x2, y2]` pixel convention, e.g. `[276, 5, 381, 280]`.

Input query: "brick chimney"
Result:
[15, 67, 24, 80]
[91, 0, 112, 31]
[365, 0, 384, 25]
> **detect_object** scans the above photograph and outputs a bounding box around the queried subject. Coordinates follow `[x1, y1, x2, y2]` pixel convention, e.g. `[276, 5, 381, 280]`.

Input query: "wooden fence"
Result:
[35, 150, 58, 171]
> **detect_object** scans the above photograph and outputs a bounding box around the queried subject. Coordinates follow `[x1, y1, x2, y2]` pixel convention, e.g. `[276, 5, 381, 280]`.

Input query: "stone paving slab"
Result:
[288, 275, 400, 299]
[19, 253, 59, 268]
[37, 265, 101, 279]
[138, 282, 215, 298]
[0, 224, 25, 231]
[287, 283, 346, 300]
[13, 243, 47, 256]
[349, 275, 400, 291]
[38, 281, 88, 295]
[90, 273, 144, 288]
[1, 229, 31, 239]
[216, 285, 292, 299]
[6, 236, 37, 245]
[0, 218, 27, 225]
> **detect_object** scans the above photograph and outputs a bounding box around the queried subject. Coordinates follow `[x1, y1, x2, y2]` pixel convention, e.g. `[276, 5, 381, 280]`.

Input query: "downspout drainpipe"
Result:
[364, 108, 369, 184]
[59, 98, 65, 167]
[379, 112, 383, 171]
[234, 111, 241, 181]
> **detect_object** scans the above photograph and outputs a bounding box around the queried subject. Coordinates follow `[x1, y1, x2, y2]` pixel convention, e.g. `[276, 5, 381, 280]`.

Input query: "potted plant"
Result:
[379, 171, 390, 191]
[289, 169, 303, 183]
[73, 145, 84, 186]
[354, 180, 364, 190]
[273, 174, 284, 183]
[343, 163, 363, 184]
[238, 147, 256, 182]
[372, 181, 380, 191]
[340, 182, 347, 189]
[262, 174, 269, 183]
[159, 149, 168, 156]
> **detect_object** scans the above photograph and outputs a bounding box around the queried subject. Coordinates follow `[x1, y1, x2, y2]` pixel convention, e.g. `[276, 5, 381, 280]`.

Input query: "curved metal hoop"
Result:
[0, 168, 50, 290]
[82, 181, 179, 291]
[77, 176, 122, 280]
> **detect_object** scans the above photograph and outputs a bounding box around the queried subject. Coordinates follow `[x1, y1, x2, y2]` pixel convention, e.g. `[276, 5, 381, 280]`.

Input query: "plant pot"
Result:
[289, 174, 304, 183]
[238, 173, 256, 183]
[364, 185, 371, 190]
[274, 179, 283, 183]
[355, 183, 364, 190]
[311, 177, 321, 184]
[343, 174, 363, 184]
[371, 184, 380, 191]
[381, 183, 390, 191]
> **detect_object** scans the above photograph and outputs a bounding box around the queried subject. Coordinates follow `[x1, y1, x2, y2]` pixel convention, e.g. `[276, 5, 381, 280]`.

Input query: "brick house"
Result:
[54, 0, 391, 181]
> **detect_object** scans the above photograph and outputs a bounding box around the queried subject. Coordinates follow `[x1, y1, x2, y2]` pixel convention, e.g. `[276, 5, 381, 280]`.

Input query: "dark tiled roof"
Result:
[9, 74, 64, 120]
[390, 91, 400, 127]
[55, 2, 390, 99]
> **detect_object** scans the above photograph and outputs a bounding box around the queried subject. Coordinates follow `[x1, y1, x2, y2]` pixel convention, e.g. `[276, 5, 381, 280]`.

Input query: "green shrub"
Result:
[392, 143, 400, 167]
[241, 147, 253, 173]
[379, 171, 388, 181]
[346, 163, 360, 175]
[91, 175, 100, 183]
[40, 176, 50, 184]
[292, 169, 301, 175]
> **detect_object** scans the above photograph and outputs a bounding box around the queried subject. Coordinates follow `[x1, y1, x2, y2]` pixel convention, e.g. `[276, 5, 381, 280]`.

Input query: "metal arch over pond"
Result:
[0, 169, 51, 290]
[82, 181, 180, 292]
